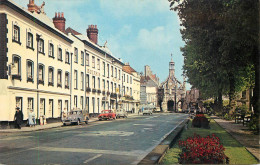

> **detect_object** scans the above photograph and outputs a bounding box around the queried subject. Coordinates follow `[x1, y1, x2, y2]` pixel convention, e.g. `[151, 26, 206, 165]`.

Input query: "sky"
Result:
[14, 0, 191, 89]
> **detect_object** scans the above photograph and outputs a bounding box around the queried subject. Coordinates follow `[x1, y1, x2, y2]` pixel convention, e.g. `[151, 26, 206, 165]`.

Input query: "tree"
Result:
[169, 0, 259, 130]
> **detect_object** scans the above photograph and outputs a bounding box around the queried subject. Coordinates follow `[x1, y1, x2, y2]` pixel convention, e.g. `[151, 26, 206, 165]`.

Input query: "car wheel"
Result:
[85, 121, 88, 124]
[63, 123, 66, 126]
[99, 119, 102, 121]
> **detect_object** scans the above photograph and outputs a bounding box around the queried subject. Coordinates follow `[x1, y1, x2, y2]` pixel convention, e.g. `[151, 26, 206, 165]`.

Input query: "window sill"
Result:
[39, 52, 45, 55]
[48, 82, 54, 86]
[65, 85, 69, 89]
[49, 55, 55, 59]
[12, 40, 21, 45]
[58, 59, 63, 62]
[26, 46, 34, 51]
[57, 84, 62, 88]
[12, 75, 21, 81]
[27, 77, 34, 83]
[65, 62, 70, 65]
[38, 80, 44, 85]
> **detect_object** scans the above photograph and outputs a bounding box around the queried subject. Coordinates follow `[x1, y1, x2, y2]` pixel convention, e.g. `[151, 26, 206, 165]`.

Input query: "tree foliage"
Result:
[169, 0, 259, 116]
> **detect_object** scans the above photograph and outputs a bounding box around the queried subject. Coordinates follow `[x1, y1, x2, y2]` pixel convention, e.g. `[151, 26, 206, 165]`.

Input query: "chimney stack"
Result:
[53, 12, 66, 33]
[28, 0, 37, 13]
[87, 25, 98, 44]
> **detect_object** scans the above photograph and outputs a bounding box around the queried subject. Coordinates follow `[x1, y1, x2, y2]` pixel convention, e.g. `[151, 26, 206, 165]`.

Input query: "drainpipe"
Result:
[36, 34, 40, 123]
[84, 50, 86, 112]
[70, 52, 73, 112]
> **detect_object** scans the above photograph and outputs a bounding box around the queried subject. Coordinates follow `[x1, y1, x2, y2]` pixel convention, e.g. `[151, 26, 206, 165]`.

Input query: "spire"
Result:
[171, 53, 173, 62]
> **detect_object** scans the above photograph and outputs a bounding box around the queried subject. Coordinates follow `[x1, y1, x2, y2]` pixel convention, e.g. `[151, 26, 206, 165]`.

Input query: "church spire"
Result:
[169, 53, 175, 77]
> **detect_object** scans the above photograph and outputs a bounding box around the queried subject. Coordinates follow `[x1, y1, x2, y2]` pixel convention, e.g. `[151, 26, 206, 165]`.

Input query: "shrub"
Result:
[192, 114, 210, 128]
[178, 134, 229, 164]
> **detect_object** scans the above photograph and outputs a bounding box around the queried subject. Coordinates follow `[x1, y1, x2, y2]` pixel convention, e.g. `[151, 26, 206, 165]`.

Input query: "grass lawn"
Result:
[161, 117, 258, 164]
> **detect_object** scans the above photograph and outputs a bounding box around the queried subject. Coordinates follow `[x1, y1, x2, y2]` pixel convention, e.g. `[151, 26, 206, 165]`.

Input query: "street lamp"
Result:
[175, 85, 177, 113]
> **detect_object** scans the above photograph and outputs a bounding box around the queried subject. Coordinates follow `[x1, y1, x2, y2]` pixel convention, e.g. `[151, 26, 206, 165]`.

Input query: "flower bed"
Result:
[192, 114, 210, 128]
[178, 134, 229, 164]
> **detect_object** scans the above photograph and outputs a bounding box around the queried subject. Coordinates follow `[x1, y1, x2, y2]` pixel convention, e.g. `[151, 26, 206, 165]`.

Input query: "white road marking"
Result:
[66, 131, 134, 137]
[133, 124, 155, 127]
[31, 146, 145, 157]
[83, 154, 102, 164]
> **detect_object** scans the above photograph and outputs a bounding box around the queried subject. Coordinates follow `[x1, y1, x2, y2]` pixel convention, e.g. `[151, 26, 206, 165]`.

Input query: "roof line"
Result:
[0, 0, 73, 44]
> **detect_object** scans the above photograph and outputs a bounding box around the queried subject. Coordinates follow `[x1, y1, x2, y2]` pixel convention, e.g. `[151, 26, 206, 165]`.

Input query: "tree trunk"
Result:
[218, 90, 223, 112]
[228, 73, 236, 113]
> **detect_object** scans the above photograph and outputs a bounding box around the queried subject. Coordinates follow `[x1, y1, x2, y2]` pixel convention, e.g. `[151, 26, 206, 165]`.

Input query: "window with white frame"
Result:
[81, 51, 84, 66]
[98, 78, 100, 89]
[65, 52, 70, 64]
[114, 83, 116, 93]
[48, 43, 54, 58]
[115, 68, 117, 78]
[103, 62, 105, 77]
[130, 76, 132, 84]
[27, 32, 33, 49]
[107, 64, 109, 78]
[58, 100, 62, 116]
[119, 70, 121, 80]
[102, 79, 105, 90]
[38, 39, 44, 54]
[111, 66, 113, 77]
[74, 95, 77, 108]
[92, 76, 95, 89]
[65, 72, 69, 89]
[92, 56, 95, 68]
[12, 55, 21, 78]
[97, 59, 100, 70]
[74, 47, 78, 63]
[74, 70, 78, 89]
[111, 82, 113, 92]
[80, 96, 83, 109]
[27, 60, 33, 82]
[38, 64, 44, 84]
[27, 98, 33, 112]
[48, 67, 54, 86]
[57, 70, 62, 87]
[130, 88, 132, 96]
[127, 75, 129, 83]
[81, 72, 84, 90]
[107, 81, 109, 91]
[16, 97, 23, 112]
[86, 53, 89, 66]
[86, 74, 89, 88]
[58, 48, 62, 61]
[13, 25, 20, 43]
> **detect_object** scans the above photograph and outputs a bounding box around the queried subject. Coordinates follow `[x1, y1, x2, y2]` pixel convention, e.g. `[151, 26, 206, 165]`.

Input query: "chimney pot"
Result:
[58, 12, 60, 17]
[53, 12, 66, 33]
[87, 24, 99, 45]
[61, 12, 64, 18]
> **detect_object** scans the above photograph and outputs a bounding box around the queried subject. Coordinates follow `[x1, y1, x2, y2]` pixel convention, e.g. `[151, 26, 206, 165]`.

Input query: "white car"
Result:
[116, 109, 128, 118]
[143, 108, 153, 115]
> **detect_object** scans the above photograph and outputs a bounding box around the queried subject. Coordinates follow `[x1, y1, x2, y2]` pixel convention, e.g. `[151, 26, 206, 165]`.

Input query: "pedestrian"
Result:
[28, 109, 35, 127]
[14, 107, 23, 129]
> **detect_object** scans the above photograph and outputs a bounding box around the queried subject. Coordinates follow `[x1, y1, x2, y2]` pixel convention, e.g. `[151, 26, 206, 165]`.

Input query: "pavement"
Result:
[0, 113, 140, 133]
[213, 116, 260, 161]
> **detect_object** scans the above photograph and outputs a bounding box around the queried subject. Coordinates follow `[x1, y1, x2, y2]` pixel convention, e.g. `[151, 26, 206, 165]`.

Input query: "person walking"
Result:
[14, 107, 23, 129]
[28, 109, 35, 127]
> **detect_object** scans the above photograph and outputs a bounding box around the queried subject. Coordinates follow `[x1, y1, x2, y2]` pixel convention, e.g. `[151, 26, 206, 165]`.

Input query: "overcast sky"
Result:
[13, 0, 190, 89]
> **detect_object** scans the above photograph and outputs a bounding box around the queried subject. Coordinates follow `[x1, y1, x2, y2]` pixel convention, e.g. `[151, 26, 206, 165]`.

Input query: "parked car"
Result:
[62, 110, 89, 126]
[143, 108, 153, 115]
[98, 110, 116, 120]
[116, 109, 128, 118]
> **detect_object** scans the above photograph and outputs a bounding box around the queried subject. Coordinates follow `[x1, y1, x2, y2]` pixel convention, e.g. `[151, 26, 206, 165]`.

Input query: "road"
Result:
[0, 113, 188, 165]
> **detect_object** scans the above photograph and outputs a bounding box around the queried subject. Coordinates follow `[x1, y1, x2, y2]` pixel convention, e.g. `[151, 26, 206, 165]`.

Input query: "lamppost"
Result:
[175, 85, 177, 113]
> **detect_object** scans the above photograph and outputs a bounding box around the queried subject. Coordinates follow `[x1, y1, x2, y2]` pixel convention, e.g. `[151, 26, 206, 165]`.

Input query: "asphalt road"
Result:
[0, 113, 188, 165]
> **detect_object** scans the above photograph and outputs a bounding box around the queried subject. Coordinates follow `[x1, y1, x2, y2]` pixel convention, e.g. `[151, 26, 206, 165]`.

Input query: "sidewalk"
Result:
[213, 116, 260, 161]
[0, 117, 99, 133]
[0, 113, 140, 133]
